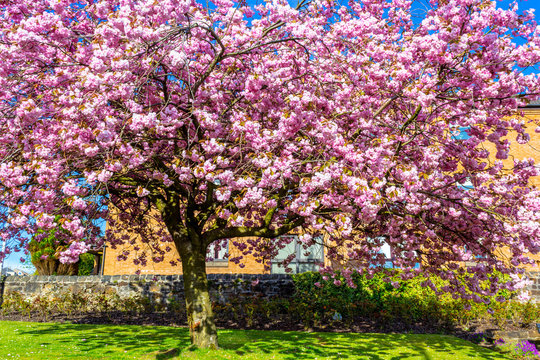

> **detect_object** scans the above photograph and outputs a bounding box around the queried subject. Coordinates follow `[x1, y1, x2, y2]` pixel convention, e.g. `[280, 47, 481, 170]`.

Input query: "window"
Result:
[457, 178, 473, 191]
[367, 237, 395, 268]
[380, 241, 394, 268]
[206, 239, 228, 267]
[371, 237, 420, 269]
[271, 235, 324, 274]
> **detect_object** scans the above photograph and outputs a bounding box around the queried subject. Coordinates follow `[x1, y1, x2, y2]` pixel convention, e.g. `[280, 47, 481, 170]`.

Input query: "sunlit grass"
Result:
[0, 321, 510, 359]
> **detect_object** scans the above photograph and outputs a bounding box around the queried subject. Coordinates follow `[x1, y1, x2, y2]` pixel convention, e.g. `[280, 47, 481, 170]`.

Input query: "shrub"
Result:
[290, 271, 539, 330]
[77, 253, 96, 276]
[0, 291, 157, 317]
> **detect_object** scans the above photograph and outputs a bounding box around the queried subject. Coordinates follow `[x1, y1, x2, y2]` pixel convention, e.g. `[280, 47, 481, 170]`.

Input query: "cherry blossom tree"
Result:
[1, 0, 540, 348]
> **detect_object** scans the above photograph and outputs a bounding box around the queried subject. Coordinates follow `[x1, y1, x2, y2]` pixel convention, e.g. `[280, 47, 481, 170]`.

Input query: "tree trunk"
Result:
[158, 197, 219, 348]
[177, 240, 218, 349]
[31, 258, 79, 275]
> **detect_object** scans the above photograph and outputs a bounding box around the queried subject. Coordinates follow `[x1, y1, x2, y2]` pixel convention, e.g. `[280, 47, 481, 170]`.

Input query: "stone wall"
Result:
[0, 274, 294, 306]
[1, 272, 539, 308]
[527, 272, 540, 301]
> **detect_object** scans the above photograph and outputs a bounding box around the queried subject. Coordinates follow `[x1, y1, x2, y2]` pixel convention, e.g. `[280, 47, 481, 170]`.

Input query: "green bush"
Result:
[77, 253, 96, 275]
[290, 271, 538, 329]
[1, 291, 156, 318]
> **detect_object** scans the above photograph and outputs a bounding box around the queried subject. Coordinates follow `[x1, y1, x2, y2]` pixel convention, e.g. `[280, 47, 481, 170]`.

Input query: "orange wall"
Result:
[103, 234, 268, 275]
[104, 108, 540, 274]
[483, 108, 540, 269]
[482, 108, 540, 186]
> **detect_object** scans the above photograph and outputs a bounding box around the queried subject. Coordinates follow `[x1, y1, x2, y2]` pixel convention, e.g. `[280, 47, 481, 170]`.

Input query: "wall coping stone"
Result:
[0, 274, 292, 280]
[1, 274, 293, 282]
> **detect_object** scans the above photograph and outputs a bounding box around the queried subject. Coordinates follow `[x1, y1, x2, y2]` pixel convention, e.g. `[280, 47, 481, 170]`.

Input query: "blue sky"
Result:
[1, 0, 540, 272]
[510, 0, 540, 10]
[2, 252, 30, 272]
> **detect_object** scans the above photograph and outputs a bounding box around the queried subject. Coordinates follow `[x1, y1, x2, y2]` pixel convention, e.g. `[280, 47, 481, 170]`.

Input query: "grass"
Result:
[0, 321, 510, 360]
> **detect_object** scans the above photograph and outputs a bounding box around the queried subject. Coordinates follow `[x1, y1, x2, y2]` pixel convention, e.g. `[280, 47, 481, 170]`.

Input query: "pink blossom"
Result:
[136, 187, 150, 197]
[97, 170, 113, 183]
[36, 214, 55, 230]
[516, 291, 531, 303]
[58, 241, 89, 264]
[84, 145, 99, 157]
[71, 197, 87, 211]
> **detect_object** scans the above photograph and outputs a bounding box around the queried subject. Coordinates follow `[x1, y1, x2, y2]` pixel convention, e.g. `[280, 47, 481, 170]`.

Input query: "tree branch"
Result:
[202, 216, 304, 245]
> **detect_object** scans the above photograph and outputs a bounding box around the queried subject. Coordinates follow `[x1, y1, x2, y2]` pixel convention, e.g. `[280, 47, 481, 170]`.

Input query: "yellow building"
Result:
[103, 230, 325, 275]
[485, 101, 540, 270]
[102, 102, 540, 275]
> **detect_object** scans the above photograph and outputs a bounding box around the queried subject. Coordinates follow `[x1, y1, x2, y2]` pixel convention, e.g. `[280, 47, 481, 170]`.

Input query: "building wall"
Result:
[481, 107, 540, 269]
[103, 236, 268, 275]
[103, 107, 540, 275]
[482, 107, 540, 188]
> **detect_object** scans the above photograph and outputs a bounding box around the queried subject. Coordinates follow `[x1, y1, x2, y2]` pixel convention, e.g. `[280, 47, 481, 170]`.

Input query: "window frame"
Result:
[271, 235, 324, 274]
[206, 239, 229, 267]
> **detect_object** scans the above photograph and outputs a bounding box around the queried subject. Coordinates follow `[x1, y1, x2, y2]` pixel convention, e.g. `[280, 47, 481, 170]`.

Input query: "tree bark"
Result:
[31, 258, 79, 275]
[157, 197, 219, 349]
[177, 240, 218, 349]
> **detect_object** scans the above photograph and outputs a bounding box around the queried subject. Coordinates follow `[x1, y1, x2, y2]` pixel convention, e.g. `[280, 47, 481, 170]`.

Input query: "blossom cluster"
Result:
[58, 242, 90, 264]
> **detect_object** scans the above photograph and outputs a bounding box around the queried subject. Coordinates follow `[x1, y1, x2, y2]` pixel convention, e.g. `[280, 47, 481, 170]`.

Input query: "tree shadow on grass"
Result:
[16, 323, 190, 359]
[218, 331, 508, 360]
[15, 324, 507, 360]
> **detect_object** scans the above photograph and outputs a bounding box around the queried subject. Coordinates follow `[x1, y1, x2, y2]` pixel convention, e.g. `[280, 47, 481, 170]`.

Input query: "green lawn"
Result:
[0, 321, 510, 360]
